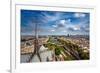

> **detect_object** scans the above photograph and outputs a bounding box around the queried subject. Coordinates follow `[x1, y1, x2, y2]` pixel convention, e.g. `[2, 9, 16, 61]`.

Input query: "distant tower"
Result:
[67, 34, 70, 37]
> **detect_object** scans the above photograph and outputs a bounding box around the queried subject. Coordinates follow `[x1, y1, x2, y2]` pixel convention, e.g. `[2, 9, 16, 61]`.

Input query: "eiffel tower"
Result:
[28, 20, 41, 62]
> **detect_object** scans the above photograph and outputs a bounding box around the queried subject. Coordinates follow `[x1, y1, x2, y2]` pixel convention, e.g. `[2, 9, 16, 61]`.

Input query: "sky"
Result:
[21, 9, 90, 36]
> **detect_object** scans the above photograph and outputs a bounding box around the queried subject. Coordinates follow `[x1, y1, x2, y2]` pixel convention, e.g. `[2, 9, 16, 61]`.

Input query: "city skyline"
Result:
[21, 10, 90, 36]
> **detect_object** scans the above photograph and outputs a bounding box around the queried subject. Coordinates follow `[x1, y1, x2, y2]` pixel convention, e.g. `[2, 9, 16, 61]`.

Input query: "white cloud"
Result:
[73, 27, 79, 31]
[62, 30, 67, 32]
[59, 19, 71, 25]
[74, 13, 86, 18]
[60, 20, 66, 25]
[51, 29, 55, 32]
[52, 25, 58, 28]
[67, 25, 81, 31]
[41, 12, 62, 23]
[73, 25, 81, 30]
[67, 19, 71, 23]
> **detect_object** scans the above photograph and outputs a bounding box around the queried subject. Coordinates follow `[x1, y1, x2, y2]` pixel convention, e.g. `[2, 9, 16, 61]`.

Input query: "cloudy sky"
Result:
[21, 10, 90, 35]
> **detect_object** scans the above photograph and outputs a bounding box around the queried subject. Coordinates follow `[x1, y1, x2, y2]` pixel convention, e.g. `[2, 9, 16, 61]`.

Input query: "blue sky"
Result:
[21, 10, 90, 35]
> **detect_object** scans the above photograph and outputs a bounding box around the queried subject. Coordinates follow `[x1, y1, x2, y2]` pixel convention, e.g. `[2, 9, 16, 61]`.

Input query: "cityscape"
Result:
[21, 10, 90, 63]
